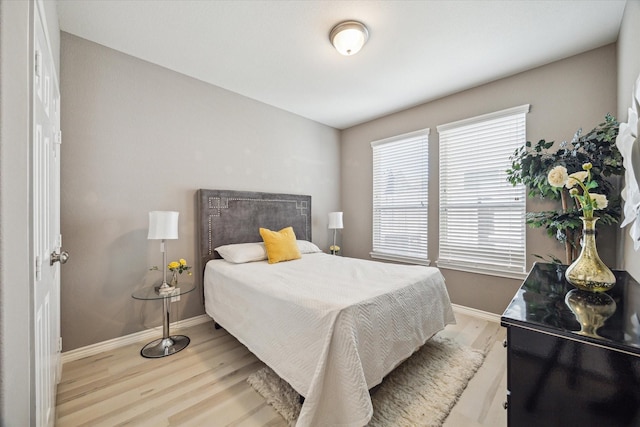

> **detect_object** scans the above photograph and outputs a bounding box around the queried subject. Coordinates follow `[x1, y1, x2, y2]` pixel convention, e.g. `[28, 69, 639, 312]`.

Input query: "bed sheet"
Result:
[204, 253, 455, 427]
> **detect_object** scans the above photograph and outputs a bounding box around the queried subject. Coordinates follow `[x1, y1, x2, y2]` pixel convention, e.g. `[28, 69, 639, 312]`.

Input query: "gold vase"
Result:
[565, 217, 616, 292]
[565, 289, 616, 337]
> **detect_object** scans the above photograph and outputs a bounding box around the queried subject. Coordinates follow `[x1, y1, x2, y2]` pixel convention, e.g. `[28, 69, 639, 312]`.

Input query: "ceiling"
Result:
[56, 0, 627, 130]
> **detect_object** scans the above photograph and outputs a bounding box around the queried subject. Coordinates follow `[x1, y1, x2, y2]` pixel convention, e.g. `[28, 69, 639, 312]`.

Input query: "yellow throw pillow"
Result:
[259, 226, 302, 264]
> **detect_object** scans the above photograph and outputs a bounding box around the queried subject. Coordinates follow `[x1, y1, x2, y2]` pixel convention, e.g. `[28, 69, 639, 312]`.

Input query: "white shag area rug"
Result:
[247, 335, 486, 427]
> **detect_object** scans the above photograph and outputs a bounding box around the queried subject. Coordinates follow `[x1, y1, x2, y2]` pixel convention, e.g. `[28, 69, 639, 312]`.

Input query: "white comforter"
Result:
[204, 253, 455, 427]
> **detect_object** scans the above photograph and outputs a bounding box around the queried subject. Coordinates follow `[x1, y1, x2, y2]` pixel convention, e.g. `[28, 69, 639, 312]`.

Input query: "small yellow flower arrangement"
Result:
[168, 258, 192, 276]
[150, 259, 192, 278]
[329, 245, 340, 254]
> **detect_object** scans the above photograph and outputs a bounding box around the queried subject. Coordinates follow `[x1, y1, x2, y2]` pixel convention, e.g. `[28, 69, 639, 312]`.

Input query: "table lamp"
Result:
[328, 212, 343, 255]
[148, 211, 179, 291]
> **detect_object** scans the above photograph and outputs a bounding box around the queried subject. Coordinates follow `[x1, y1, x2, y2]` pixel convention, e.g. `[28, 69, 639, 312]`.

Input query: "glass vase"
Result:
[170, 270, 178, 287]
[565, 217, 616, 292]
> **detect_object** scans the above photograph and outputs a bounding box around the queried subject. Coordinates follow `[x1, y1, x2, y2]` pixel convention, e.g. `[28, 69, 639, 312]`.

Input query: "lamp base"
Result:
[156, 283, 175, 294]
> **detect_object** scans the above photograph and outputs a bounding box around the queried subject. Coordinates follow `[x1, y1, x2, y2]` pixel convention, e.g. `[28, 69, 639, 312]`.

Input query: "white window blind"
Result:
[437, 105, 528, 278]
[371, 129, 429, 265]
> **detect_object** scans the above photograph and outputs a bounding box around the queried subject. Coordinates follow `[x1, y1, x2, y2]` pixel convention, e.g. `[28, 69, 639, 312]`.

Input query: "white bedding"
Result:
[204, 253, 455, 427]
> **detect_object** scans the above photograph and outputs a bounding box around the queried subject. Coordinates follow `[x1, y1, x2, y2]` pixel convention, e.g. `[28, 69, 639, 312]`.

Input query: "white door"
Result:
[33, 2, 64, 426]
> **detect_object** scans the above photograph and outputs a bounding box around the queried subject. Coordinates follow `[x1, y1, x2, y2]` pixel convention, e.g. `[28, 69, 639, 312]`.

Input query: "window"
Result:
[437, 105, 529, 278]
[371, 129, 429, 265]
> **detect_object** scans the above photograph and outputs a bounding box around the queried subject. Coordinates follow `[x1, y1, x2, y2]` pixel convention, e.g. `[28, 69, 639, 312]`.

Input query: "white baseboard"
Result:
[452, 303, 501, 323]
[61, 314, 211, 364]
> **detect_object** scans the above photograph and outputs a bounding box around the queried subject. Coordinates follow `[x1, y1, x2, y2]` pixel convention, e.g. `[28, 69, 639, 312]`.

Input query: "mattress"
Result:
[204, 253, 455, 427]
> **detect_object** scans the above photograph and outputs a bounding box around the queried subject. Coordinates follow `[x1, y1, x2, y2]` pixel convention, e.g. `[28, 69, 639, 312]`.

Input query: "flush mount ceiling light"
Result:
[329, 20, 369, 56]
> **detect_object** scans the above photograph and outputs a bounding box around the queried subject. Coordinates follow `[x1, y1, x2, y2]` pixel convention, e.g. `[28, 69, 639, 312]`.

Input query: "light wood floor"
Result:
[55, 311, 507, 426]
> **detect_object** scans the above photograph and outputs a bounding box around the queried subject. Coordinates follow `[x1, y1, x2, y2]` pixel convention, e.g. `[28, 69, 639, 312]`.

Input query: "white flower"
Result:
[566, 171, 589, 189]
[589, 193, 608, 210]
[547, 165, 569, 188]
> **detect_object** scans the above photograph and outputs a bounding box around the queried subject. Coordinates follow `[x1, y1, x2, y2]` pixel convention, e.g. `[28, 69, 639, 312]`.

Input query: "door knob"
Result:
[50, 250, 69, 266]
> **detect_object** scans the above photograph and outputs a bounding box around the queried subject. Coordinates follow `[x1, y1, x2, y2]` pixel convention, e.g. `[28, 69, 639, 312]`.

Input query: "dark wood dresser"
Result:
[501, 262, 640, 426]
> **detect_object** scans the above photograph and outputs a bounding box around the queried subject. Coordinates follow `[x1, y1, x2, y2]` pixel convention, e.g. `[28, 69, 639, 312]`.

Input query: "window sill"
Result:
[370, 252, 431, 266]
[435, 260, 528, 280]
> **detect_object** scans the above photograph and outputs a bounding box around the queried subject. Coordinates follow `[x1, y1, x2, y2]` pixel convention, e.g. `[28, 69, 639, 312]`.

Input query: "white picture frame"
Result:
[616, 72, 640, 250]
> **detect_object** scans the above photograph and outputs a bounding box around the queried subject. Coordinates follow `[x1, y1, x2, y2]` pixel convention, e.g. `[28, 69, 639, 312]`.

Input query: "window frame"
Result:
[370, 128, 430, 265]
[436, 105, 529, 279]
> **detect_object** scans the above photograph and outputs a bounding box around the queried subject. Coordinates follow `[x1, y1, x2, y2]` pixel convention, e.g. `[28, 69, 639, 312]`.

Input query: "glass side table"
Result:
[131, 283, 196, 358]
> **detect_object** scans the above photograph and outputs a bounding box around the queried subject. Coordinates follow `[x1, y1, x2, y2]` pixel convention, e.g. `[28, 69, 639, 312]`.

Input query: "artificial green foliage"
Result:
[506, 114, 624, 263]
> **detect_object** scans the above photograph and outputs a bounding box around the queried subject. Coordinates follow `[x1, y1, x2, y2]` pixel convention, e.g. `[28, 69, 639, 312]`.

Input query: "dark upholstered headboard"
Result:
[197, 189, 312, 267]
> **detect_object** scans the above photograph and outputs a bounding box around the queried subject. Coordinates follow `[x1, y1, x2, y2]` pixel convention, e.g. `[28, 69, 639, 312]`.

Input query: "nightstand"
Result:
[501, 263, 640, 426]
[132, 283, 195, 358]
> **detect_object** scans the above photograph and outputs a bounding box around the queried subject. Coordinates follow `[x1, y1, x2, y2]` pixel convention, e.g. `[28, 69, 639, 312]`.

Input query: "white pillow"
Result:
[215, 240, 322, 264]
[215, 242, 267, 264]
[297, 240, 322, 254]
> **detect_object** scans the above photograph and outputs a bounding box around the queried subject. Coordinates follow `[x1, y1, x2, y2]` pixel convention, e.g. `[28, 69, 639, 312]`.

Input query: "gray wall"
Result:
[341, 44, 618, 315]
[60, 33, 341, 351]
[618, 0, 640, 281]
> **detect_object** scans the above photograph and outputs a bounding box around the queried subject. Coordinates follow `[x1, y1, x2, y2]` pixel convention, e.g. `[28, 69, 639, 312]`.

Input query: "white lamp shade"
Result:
[328, 212, 344, 229]
[148, 211, 179, 240]
[330, 21, 369, 56]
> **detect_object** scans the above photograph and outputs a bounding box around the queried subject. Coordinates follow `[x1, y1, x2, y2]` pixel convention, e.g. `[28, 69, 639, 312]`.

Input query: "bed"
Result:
[197, 189, 455, 427]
